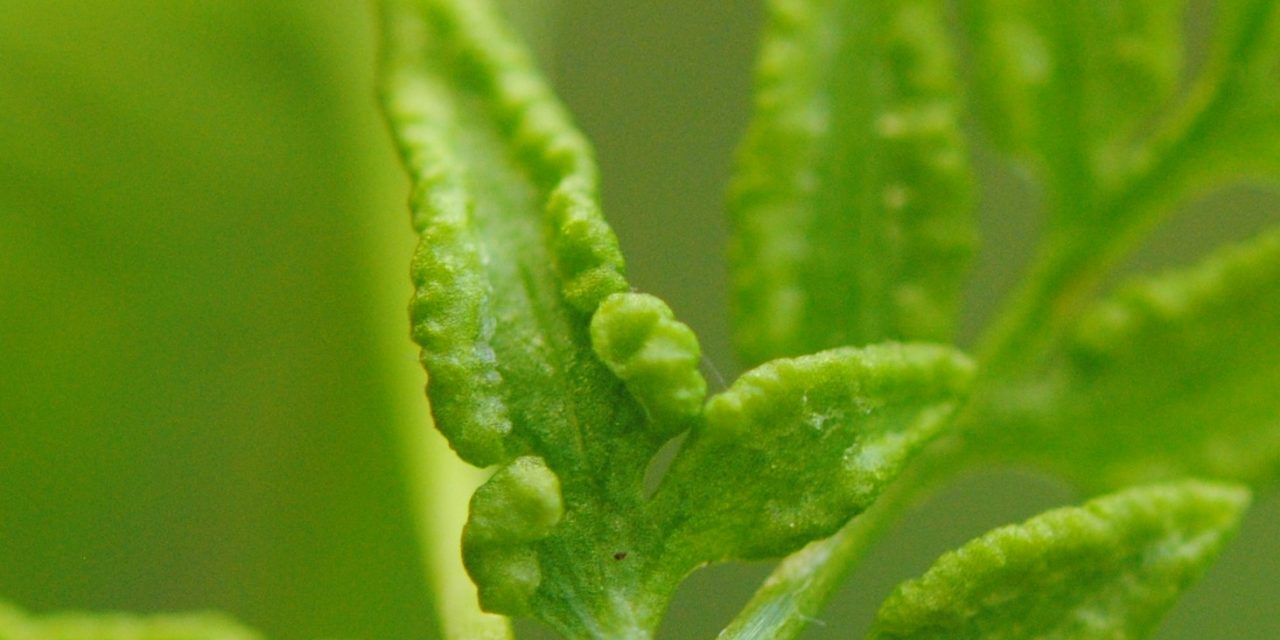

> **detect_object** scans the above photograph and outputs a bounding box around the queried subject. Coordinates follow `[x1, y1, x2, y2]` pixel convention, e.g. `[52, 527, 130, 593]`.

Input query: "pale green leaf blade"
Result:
[869, 481, 1250, 640]
[653, 344, 973, 567]
[981, 228, 1280, 490]
[962, 0, 1183, 202]
[729, 0, 974, 366]
[0, 601, 263, 640]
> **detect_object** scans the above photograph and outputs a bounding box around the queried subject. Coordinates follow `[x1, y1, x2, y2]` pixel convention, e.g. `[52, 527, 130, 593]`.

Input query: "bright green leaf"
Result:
[653, 343, 974, 564]
[979, 228, 1280, 490]
[381, 0, 705, 634]
[0, 601, 263, 640]
[463, 456, 565, 617]
[869, 480, 1250, 640]
[728, 0, 974, 366]
[382, 0, 1277, 637]
[381, 0, 632, 467]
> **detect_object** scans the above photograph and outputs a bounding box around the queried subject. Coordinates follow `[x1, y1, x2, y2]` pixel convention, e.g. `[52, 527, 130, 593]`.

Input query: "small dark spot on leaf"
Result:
[613, 551, 628, 561]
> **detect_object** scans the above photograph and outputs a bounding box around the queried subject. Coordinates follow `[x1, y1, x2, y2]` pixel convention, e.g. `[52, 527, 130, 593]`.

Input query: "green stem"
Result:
[976, 0, 1276, 377]
[718, 26, 1253, 633]
[719, 5, 1279, 638]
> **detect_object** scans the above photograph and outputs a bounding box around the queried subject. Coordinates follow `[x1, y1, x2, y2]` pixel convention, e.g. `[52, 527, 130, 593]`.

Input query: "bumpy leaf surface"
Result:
[0, 601, 262, 640]
[653, 344, 973, 564]
[381, 0, 699, 633]
[381, 0, 633, 468]
[383, 0, 977, 636]
[728, 0, 974, 366]
[980, 229, 1280, 490]
[869, 481, 1249, 640]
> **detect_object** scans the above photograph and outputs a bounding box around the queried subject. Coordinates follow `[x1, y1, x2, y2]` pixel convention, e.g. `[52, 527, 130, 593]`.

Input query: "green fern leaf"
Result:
[728, 0, 974, 366]
[652, 343, 973, 564]
[962, 0, 1183, 210]
[869, 481, 1249, 640]
[1171, 0, 1280, 187]
[381, 0, 632, 467]
[381, 0, 701, 633]
[380, 6, 978, 628]
[979, 229, 1280, 490]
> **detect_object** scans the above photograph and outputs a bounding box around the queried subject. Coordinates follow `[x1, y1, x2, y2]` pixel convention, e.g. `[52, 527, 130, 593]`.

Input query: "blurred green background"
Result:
[0, 2, 1276, 638]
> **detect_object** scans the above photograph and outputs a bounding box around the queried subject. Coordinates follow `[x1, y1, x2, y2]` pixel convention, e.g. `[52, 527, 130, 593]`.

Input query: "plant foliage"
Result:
[8, 0, 1280, 637]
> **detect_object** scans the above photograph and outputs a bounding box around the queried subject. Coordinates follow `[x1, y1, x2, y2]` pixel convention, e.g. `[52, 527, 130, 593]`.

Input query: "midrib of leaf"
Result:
[1040, 2, 1094, 225]
[729, 0, 974, 365]
[381, 1, 675, 635]
[454, 97, 591, 469]
[811, 0, 889, 347]
[720, 0, 976, 635]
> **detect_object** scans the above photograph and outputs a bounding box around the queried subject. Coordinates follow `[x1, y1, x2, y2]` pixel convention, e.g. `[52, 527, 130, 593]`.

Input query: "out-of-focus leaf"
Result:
[979, 228, 1280, 490]
[962, 0, 1184, 211]
[0, 2, 430, 637]
[869, 481, 1250, 640]
[0, 600, 263, 640]
[728, 0, 974, 366]
[964, 0, 1280, 379]
[1169, 0, 1280, 187]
